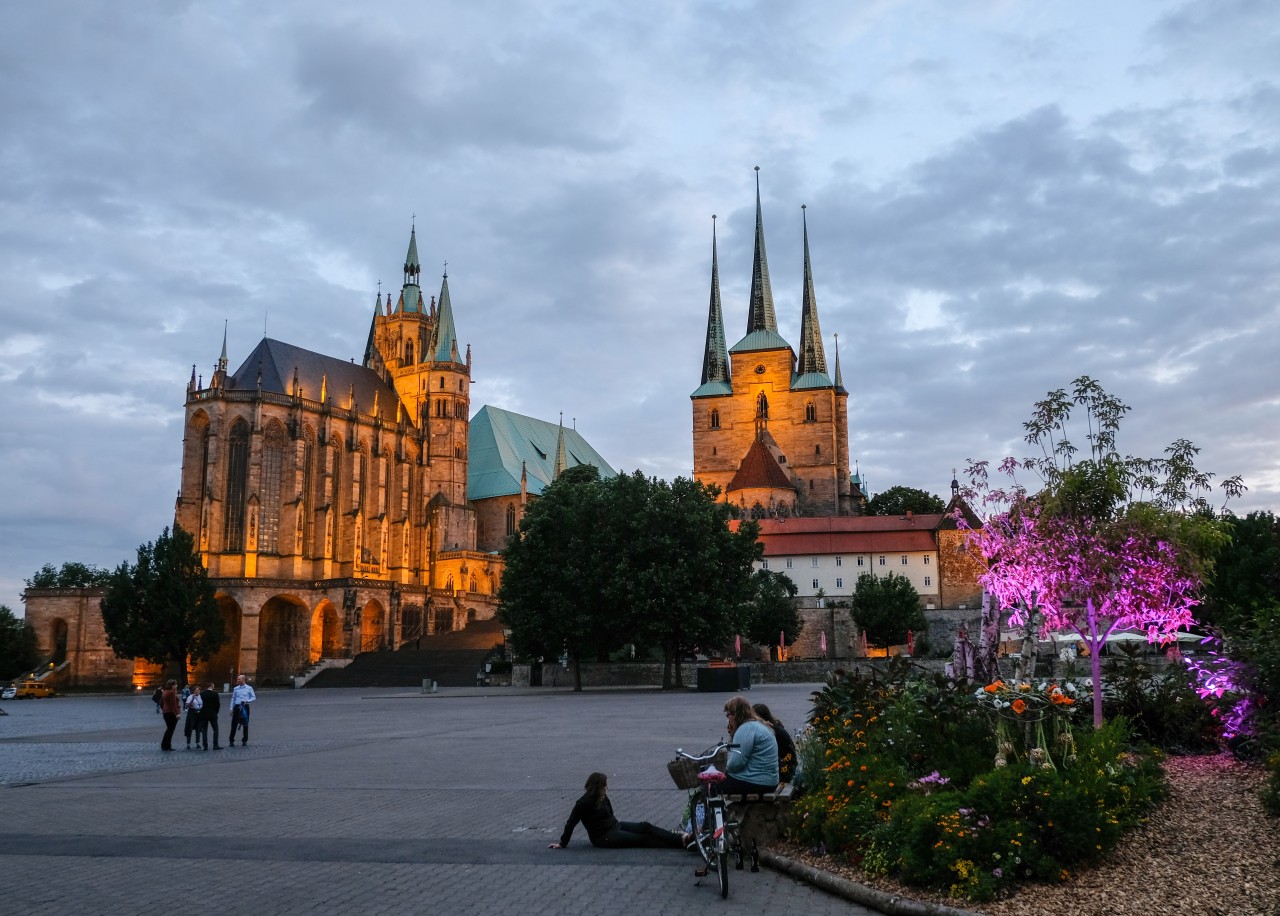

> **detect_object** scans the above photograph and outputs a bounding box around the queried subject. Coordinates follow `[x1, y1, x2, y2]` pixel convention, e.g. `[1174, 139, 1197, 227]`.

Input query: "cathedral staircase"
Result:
[305, 618, 507, 689]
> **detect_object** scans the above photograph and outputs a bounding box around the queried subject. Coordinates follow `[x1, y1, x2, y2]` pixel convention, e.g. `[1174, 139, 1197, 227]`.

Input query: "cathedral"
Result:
[691, 174, 859, 517]
[25, 227, 613, 688]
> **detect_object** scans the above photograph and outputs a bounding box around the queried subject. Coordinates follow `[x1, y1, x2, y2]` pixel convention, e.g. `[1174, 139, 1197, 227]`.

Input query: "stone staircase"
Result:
[306, 618, 507, 689]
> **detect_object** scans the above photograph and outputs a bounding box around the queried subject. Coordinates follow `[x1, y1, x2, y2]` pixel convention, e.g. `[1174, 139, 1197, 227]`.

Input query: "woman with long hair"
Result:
[752, 702, 797, 784]
[720, 696, 779, 795]
[549, 772, 686, 850]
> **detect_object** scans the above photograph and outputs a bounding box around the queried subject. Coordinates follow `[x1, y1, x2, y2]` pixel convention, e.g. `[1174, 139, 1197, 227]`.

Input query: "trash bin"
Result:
[697, 666, 749, 692]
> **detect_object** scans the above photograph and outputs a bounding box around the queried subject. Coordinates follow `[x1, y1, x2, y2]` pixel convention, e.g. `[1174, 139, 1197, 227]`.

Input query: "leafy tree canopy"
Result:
[498, 469, 760, 689]
[0, 605, 40, 681]
[99, 525, 226, 684]
[1200, 511, 1280, 633]
[866, 486, 946, 517]
[961, 376, 1243, 725]
[848, 572, 926, 648]
[741, 568, 802, 651]
[26, 561, 111, 589]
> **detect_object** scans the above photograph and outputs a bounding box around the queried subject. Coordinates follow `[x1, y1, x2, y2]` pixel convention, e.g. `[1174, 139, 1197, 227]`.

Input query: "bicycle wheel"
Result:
[713, 805, 729, 898]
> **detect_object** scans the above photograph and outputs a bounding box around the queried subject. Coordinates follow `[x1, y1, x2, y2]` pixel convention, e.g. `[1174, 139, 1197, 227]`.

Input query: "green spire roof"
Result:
[696, 215, 731, 397]
[745, 167, 778, 337]
[399, 224, 422, 313]
[796, 205, 828, 378]
[431, 272, 459, 363]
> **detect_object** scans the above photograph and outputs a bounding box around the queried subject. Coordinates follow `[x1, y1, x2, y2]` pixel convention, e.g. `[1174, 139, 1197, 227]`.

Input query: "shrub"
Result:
[791, 674, 1166, 902]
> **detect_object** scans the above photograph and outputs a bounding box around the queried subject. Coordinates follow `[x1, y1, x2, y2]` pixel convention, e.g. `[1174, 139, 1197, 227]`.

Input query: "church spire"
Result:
[431, 268, 459, 363]
[362, 288, 383, 368]
[398, 223, 423, 313]
[404, 223, 421, 288]
[700, 215, 730, 387]
[833, 332, 845, 391]
[796, 205, 828, 376]
[553, 413, 568, 479]
[218, 320, 229, 372]
[745, 166, 777, 336]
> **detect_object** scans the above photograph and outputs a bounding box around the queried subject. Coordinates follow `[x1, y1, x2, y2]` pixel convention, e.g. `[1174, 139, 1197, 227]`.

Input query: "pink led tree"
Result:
[959, 377, 1240, 728]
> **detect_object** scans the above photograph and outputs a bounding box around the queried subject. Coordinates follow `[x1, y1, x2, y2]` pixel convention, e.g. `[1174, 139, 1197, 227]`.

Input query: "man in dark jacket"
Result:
[199, 682, 222, 750]
[160, 680, 180, 751]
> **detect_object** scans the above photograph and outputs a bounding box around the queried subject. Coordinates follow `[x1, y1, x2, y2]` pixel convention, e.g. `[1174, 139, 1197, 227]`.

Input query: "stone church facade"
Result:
[692, 177, 984, 659]
[24, 227, 612, 688]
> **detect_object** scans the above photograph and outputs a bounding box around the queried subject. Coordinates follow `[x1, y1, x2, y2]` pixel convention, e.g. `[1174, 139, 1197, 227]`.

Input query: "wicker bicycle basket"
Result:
[667, 747, 729, 790]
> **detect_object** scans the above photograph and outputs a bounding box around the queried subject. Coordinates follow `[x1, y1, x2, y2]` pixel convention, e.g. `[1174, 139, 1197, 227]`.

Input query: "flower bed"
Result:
[791, 664, 1166, 902]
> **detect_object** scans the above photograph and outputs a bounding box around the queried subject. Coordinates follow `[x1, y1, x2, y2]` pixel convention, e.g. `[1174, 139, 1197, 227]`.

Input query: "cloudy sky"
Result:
[3, 0, 1278, 614]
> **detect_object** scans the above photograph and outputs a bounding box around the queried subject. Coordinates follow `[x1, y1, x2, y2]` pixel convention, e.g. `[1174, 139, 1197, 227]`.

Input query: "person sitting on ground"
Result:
[720, 696, 779, 795]
[549, 772, 686, 850]
[752, 702, 797, 785]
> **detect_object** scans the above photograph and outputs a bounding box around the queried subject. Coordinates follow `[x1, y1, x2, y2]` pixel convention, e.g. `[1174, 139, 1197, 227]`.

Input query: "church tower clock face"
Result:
[755, 364, 766, 374]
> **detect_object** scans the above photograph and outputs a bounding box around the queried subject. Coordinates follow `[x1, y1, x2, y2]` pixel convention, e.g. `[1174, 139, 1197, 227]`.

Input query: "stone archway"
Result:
[200, 594, 243, 685]
[359, 599, 386, 653]
[310, 600, 343, 663]
[257, 595, 310, 682]
[49, 618, 69, 665]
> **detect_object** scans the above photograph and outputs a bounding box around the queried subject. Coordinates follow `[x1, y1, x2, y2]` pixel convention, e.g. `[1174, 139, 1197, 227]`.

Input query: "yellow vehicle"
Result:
[15, 679, 55, 699]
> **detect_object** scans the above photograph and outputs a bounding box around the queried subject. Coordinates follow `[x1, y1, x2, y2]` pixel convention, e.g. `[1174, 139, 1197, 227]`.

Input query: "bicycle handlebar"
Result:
[675, 742, 739, 762]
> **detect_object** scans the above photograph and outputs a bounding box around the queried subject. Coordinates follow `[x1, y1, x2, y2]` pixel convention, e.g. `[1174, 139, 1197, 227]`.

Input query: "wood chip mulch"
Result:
[776, 754, 1280, 916]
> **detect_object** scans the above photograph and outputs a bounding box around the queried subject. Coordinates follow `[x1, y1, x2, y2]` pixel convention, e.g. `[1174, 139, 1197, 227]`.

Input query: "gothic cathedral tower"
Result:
[691, 172, 855, 517]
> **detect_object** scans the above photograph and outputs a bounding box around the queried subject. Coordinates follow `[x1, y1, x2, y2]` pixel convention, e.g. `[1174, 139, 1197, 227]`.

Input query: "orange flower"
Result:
[984, 681, 1003, 693]
[1011, 698, 1028, 715]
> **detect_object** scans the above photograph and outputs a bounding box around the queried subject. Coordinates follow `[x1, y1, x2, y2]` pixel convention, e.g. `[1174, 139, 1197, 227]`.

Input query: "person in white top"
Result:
[229, 674, 257, 746]
[183, 684, 203, 749]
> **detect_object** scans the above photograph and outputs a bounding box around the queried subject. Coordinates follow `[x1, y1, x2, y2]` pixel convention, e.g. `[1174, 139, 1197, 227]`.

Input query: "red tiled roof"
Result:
[731, 514, 946, 556]
[727, 438, 795, 493]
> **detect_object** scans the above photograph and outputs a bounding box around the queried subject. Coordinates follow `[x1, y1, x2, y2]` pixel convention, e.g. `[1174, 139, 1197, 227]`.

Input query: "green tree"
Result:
[865, 486, 946, 517]
[498, 469, 760, 690]
[741, 569, 802, 657]
[99, 525, 226, 684]
[0, 605, 40, 680]
[498, 465, 621, 690]
[1200, 511, 1280, 632]
[617, 474, 761, 688]
[848, 572, 926, 649]
[26, 561, 110, 589]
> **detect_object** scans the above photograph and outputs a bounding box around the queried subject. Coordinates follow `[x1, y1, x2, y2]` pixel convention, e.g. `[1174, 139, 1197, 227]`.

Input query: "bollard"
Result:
[422, 678, 430, 694]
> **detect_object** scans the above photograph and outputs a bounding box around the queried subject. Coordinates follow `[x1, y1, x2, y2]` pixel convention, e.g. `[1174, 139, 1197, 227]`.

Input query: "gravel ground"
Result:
[780, 754, 1280, 916]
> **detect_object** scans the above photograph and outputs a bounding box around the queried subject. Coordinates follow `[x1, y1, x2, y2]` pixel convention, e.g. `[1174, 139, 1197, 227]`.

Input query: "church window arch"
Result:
[405, 341, 414, 364]
[710, 408, 720, 429]
[445, 574, 455, 592]
[260, 422, 286, 554]
[815, 444, 821, 456]
[505, 504, 517, 537]
[756, 392, 769, 419]
[224, 418, 250, 550]
[470, 575, 477, 592]
[805, 401, 816, 422]
[439, 377, 445, 389]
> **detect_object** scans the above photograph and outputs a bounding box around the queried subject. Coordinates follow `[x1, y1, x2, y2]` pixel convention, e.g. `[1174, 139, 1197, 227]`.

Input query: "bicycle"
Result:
[668, 743, 741, 898]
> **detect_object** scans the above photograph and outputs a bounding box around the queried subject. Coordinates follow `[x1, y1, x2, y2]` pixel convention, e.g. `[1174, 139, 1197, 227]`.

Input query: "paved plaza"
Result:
[1, 682, 876, 915]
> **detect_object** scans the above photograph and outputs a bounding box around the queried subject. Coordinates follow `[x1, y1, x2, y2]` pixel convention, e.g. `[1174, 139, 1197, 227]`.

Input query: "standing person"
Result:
[183, 684, 203, 749]
[549, 772, 686, 850]
[151, 685, 163, 713]
[752, 703, 797, 785]
[720, 696, 779, 795]
[228, 674, 256, 746]
[199, 682, 221, 750]
[159, 680, 181, 752]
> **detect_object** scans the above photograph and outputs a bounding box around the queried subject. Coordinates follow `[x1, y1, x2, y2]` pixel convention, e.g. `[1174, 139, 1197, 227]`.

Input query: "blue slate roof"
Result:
[690, 379, 733, 398]
[229, 338, 403, 423]
[468, 405, 616, 500]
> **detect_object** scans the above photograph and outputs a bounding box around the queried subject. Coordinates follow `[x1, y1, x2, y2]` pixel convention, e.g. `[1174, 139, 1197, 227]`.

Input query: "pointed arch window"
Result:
[805, 401, 816, 422]
[710, 408, 720, 429]
[224, 418, 250, 550]
[260, 423, 285, 554]
[405, 341, 414, 365]
[445, 574, 455, 592]
[756, 392, 769, 419]
[505, 504, 517, 537]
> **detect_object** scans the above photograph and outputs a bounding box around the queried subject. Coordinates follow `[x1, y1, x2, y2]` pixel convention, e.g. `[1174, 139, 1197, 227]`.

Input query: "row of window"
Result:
[805, 575, 933, 589]
[766, 554, 932, 569]
[707, 401, 821, 429]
